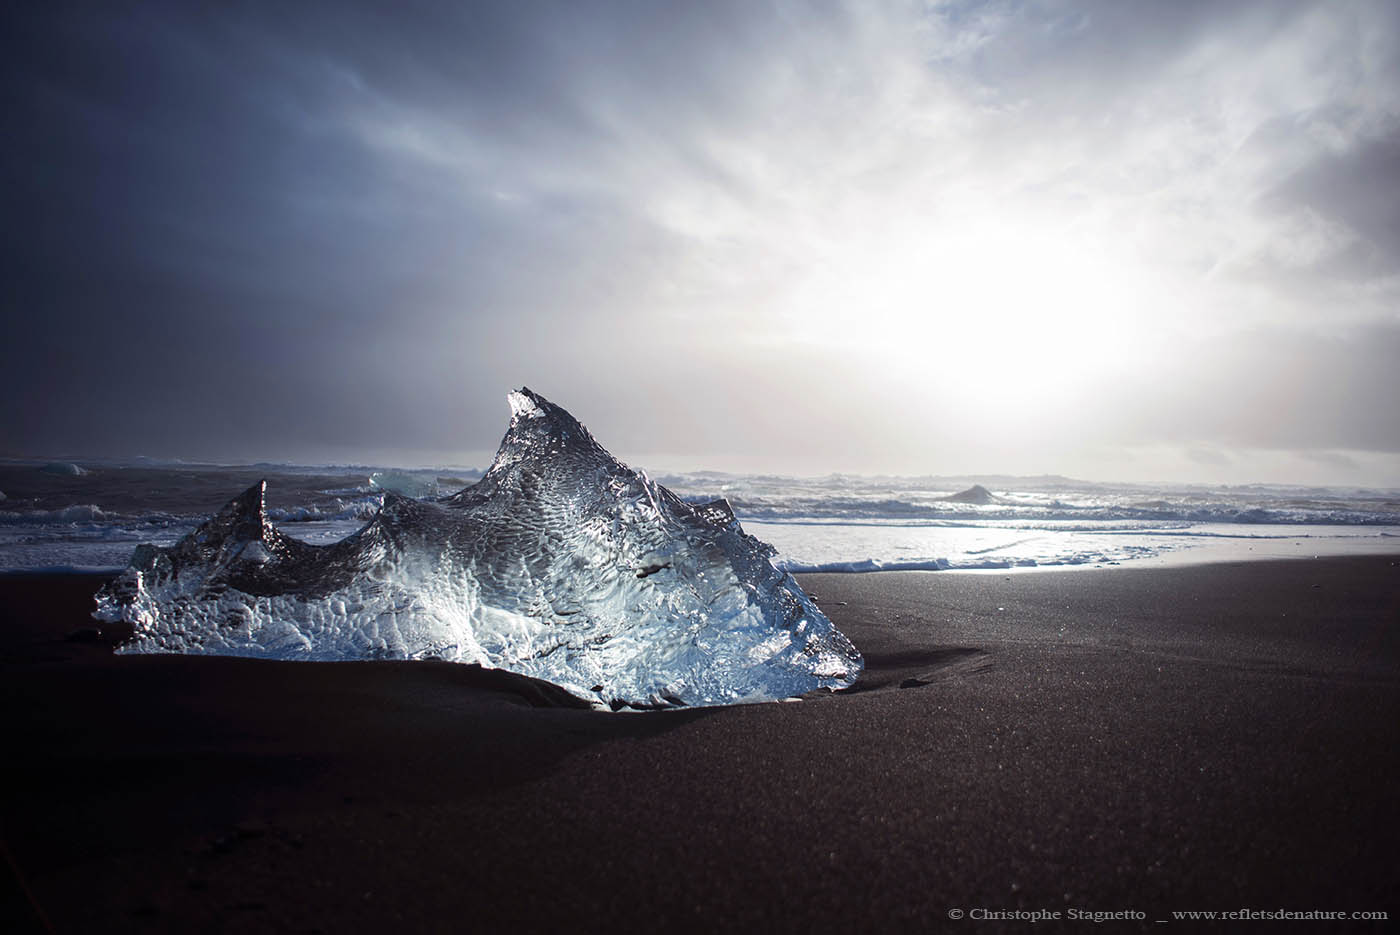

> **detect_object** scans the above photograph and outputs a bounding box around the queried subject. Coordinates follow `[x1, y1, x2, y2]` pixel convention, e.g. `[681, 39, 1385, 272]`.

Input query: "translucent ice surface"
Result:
[94, 389, 863, 707]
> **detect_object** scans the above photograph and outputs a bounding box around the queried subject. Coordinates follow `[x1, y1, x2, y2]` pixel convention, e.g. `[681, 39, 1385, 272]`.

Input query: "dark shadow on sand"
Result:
[0, 574, 722, 875]
[839, 646, 993, 693]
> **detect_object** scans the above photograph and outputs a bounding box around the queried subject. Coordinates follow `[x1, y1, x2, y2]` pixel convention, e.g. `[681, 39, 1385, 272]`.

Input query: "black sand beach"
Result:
[3, 558, 1397, 932]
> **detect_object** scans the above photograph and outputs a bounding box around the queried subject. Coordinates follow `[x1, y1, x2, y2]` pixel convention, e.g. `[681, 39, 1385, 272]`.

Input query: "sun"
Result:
[784, 218, 1156, 419]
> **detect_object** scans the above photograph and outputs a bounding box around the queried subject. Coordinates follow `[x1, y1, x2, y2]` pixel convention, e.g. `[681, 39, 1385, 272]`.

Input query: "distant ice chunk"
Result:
[94, 388, 863, 707]
[40, 462, 87, 476]
[940, 484, 997, 505]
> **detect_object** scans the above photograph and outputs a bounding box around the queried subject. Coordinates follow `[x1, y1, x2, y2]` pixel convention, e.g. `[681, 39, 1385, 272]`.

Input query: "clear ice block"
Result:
[94, 389, 863, 707]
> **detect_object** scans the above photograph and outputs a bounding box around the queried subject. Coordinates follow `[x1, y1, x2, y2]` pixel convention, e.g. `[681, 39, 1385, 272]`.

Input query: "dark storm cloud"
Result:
[3, 2, 453, 451]
[0, 0, 811, 459]
[12, 9, 467, 446]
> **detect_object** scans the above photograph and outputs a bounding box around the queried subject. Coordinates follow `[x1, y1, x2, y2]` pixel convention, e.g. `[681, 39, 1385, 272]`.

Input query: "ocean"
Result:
[3, 459, 1398, 574]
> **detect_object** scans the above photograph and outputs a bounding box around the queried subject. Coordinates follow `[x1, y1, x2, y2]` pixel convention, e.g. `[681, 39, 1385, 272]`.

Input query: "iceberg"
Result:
[940, 484, 997, 505]
[93, 389, 862, 708]
[39, 461, 87, 476]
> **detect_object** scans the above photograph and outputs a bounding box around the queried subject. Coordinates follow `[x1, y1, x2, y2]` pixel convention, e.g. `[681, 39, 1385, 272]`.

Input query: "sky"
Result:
[4, 0, 1398, 486]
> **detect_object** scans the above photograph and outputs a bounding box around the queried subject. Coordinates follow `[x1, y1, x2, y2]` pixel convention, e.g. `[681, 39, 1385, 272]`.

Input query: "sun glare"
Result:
[787, 221, 1152, 417]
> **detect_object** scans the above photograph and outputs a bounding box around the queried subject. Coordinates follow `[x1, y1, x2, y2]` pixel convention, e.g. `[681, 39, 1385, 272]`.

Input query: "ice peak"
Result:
[508, 387, 546, 420]
[223, 479, 269, 537]
[499, 388, 596, 447]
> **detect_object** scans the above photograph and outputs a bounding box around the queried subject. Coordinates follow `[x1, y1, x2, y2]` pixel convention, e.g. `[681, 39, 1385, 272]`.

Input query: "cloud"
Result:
[1268, 124, 1400, 272]
[2, 0, 1397, 482]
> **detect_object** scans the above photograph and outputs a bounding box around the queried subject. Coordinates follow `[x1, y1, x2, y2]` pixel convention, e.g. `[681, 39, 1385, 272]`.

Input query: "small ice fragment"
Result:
[39, 462, 87, 476]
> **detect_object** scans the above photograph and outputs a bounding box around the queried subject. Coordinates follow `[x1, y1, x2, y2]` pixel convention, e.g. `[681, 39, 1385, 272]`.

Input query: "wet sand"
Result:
[2, 557, 1397, 932]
